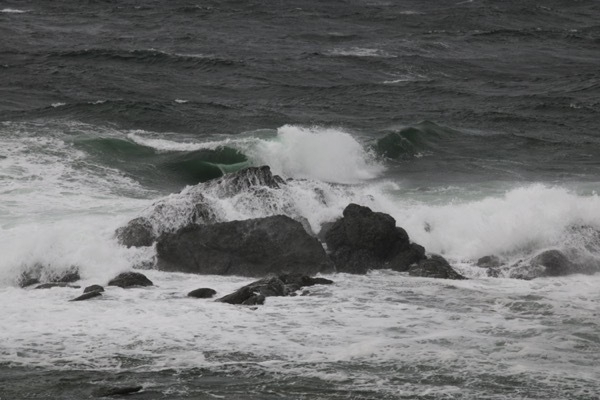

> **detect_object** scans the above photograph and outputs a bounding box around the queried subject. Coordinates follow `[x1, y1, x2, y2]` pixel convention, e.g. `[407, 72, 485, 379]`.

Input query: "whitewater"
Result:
[1, 120, 599, 398]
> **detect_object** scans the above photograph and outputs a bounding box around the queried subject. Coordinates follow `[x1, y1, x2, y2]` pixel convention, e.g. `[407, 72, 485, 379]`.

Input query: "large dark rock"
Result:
[115, 217, 154, 248]
[408, 255, 467, 280]
[216, 274, 334, 305]
[324, 204, 426, 273]
[156, 215, 333, 277]
[108, 272, 153, 288]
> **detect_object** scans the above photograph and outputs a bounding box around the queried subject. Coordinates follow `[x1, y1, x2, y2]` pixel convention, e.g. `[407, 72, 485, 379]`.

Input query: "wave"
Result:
[130, 125, 385, 184]
[0, 8, 27, 13]
[48, 48, 241, 69]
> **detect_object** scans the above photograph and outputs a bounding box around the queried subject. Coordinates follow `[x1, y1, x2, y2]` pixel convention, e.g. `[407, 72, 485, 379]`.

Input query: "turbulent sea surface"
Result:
[1, 1, 600, 398]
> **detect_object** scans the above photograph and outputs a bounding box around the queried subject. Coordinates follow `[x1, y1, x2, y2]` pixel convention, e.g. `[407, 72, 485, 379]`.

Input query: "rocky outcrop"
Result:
[107, 272, 153, 288]
[216, 274, 334, 305]
[114, 166, 287, 248]
[476, 255, 501, 269]
[324, 204, 426, 273]
[187, 288, 217, 298]
[408, 255, 467, 280]
[156, 215, 333, 277]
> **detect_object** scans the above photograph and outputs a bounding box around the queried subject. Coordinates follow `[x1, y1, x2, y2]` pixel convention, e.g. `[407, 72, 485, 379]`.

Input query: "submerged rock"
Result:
[156, 215, 333, 277]
[18, 264, 80, 288]
[216, 274, 334, 305]
[108, 272, 153, 288]
[324, 204, 425, 273]
[187, 288, 217, 298]
[92, 385, 143, 397]
[408, 255, 467, 280]
[508, 249, 595, 279]
[35, 283, 81, 289]
[70, 291, 102, 301]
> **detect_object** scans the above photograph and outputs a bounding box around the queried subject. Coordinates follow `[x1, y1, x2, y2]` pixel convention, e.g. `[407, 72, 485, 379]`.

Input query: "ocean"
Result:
[1, 1, 599, 398]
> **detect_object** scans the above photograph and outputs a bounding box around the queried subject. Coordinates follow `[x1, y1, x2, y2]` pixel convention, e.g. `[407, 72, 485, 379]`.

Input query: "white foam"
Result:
[0, 8, 27, 13]
[0, 270, 597, 397]
[329, 47, 395, 58]
[384, 184, 600, 262]
[127, 131, 209, 152]
[51, 102, 66, 108]
[244, 125, 384, 183]
[174, 99, 188, 104]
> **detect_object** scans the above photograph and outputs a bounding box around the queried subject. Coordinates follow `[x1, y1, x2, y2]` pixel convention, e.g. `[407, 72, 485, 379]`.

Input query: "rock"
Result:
[212, 165, 285, 197]
[70, 291, 102, 301]
[92, 385, 143, 397]
[157, 215, 333, 277]
[115, 217, 154, 248]
[324, 204, 426, 273]
[18, 264, 80, 287]
[389, 243, 426, 272]
[187, 288, 217, 298]
[35, 283, 81, 289]
[216, 274, 334, 305]
[408, 255, 467, 280]
[476, 255, 501, 269]
[84, 284, 105, 293]
[108, 272, 153, 288]
[530, 249, 578, 276]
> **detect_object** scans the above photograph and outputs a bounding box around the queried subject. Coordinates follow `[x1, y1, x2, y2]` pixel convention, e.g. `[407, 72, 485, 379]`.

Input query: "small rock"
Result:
[92, 385, 143, 397]
[187, 288, 217, 298]
[70, 291, 102, 301]
[408, 255, 467, 280]
[108, 272, 153, 288]
[84, 285, 105, 293]
[35, 283, 81, 289]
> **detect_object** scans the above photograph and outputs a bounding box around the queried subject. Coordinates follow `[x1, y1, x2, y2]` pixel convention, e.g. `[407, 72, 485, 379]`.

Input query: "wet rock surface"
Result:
[108, 272, 154, 288]
[156, 215, 333, 277]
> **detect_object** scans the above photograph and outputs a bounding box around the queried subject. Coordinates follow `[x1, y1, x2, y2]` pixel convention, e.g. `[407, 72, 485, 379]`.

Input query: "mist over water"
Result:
[1, 0, 600, 398]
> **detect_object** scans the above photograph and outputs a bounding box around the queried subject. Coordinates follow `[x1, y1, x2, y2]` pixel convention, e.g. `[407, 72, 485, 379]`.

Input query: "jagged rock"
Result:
[107, 272, 153, 288]
[212, 165, 285, 197]
[92, 385, 143, 397]
[187, 288, 217, 298]
[84, 285, 105, 293]
[408, 255, 467, 280]
[477, 255, 501, 269]
[216, 274, 334, 305]
[115, 217, 154, 248]
[70, 291, 102, 301]
[114, 166, 287, 248]
[157, 215, 333, 277]
[35, 283, 81, 289]
[324, 204, 426, 273]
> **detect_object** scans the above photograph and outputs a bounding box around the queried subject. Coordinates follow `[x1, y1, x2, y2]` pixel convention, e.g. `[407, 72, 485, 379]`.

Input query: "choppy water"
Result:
[1, 1, 600, 398]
